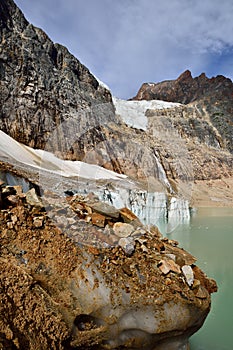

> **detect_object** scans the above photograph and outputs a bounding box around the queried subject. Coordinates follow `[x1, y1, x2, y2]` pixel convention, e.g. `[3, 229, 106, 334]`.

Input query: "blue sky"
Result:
[14, 0, 233, 99]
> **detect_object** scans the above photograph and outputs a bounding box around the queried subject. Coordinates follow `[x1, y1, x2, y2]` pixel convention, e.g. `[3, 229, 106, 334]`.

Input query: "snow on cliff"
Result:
[0, 130, 127, 181]
[113, 97, 182, 130]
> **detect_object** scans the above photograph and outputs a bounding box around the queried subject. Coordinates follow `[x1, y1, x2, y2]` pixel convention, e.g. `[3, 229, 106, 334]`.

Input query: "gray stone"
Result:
[118, 237, 135, 255]
[26, 189, 43, 208]
[182, 265, 194, 287]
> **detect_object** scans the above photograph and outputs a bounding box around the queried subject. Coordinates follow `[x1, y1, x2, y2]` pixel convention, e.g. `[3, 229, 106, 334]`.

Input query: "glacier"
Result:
[0, 130, 190, 233]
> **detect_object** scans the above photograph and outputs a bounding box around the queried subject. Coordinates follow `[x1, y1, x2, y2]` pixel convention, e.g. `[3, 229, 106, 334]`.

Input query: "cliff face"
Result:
[0, 0, 113, 154]
[132, 70, 233, 154]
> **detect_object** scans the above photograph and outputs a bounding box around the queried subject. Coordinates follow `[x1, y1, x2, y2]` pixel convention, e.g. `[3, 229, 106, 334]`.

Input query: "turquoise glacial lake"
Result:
[162, 207, 233, 350]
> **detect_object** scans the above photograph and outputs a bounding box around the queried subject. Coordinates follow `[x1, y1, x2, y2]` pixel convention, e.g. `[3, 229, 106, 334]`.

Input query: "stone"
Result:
[26, 189, 43, 208]
[13, 185, 23, 195]
[158, 259, 181, 275]
[120, 207, 138, 222]
[113, 222, 134, 238]
[192, 279, 201, 289]
[182, 265, 194, 287]
[163, 243, 197, 266]
[118, 237, 135, 255]
[91, 212, 105, 228]
[89, 202, 119, 219]
[7, 222, 14, 229]
[11, 215, 18, 225]
[7, 195, 20, 205]
[195, 285, 209, 299]
[33, 217, 44, 228]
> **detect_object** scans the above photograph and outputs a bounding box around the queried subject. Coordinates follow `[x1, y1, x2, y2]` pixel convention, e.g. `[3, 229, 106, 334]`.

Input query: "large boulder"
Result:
[0, 186, 217, 350]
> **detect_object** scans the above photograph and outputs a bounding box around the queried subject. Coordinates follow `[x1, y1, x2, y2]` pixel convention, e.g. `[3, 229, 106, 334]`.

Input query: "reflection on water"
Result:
[161, 207, 233, 350]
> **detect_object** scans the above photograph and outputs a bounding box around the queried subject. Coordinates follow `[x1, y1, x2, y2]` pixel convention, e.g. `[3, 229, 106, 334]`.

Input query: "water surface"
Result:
[163, 207, 233, 350]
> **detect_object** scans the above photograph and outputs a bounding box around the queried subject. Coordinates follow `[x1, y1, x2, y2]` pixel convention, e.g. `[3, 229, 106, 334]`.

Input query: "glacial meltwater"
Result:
[162, 207, 233, 350]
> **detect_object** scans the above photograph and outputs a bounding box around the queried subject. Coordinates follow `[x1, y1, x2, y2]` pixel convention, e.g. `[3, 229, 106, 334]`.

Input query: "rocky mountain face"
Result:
[132, 70, 233, 154]
[0, 0, 114, 154]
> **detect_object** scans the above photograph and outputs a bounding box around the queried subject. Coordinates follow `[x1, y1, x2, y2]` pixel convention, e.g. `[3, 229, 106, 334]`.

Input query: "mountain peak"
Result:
[132, 70, 233, 105]
[177, 70, 193, 81]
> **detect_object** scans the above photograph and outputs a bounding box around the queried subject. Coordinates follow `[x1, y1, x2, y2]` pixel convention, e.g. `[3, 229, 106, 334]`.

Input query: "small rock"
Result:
[26, 188, 43, 208]
[7, 222, 14, 229]
[7, 195, 20, 205]
[33, 217, 44, 228]
[196, 285, 209, 299]
[2, 186, 16, 197]
[164, 244, 197, 265]
[122, 263, 133, 276]
[89, 201, 119, 219]
[88, 246, 100, 255]
[113, 222, 134, 238]
[158, 259, 181, 275]
[120, 207, 138, 223]
[103, 224, 114, 236]
[148, 225, 163, 239]
[91, 212, 105, 227]
[13, 186, 23, 195]
[192, 279, 201, 289]
[168, 239, 179, 246]
[11, 215, 18, 225]
[118, 237, 135, 255]
[182, 265, 194, 287]
[67, 217, 77, 225]
[165, 253, 176, 261]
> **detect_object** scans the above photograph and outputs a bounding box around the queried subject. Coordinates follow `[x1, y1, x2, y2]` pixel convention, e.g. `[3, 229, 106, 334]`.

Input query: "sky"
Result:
[14, 0, 233, 99]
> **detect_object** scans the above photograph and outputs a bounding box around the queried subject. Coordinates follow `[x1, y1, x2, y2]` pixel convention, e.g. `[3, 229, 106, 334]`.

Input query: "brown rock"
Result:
[192, 279, 201, 290]
[120, 207, 138, 222]
[91, 212, 105, 228]
[195, 285, 209, 299]
[13, 186, 23, 195]
[158, 259, 181, 275]
[148, 225, 163, 239]
[7, 195, 20, 205]
[192, 265, 218, 293]
[164, 243, 197, 266]
[33, 217, 44, 228]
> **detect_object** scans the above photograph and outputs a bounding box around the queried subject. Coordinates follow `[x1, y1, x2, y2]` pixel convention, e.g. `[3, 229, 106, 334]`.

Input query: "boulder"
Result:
[0, 187, 217, 350]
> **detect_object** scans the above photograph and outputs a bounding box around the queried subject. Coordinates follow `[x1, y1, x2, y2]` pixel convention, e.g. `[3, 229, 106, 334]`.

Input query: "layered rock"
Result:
[0, 182, 217, 350]
[132, 70, 233, 154]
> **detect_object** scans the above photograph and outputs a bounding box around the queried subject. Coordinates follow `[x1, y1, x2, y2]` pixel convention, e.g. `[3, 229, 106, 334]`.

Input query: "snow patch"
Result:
[0, 130, 127, 181]
[113, 97, 182, 131]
